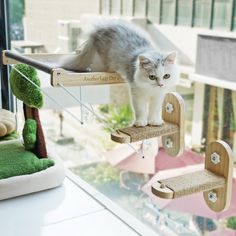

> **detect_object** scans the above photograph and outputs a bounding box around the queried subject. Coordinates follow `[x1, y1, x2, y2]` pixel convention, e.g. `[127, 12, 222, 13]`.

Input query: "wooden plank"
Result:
[162, 92, 185, 156]
[2, 51, 125, 86]
[111, 122, 179, 143]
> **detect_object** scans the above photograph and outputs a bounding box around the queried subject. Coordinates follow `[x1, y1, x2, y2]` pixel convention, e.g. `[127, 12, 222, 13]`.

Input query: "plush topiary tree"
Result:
[10, 64, 47, 158]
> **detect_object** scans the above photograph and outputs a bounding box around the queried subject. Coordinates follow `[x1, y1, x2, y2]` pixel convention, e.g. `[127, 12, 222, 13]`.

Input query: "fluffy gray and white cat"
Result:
[60, 20, 179, 127]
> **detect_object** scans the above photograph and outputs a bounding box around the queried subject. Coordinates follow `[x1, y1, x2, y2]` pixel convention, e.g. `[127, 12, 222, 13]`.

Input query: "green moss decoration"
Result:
[23, 119, 37, 150]
[0, 141, 54, 180]
[10, 64, 43, 108]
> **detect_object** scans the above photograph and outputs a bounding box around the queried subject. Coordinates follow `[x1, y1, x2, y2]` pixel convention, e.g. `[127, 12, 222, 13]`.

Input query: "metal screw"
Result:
[211, 152, 221, 165]
[164, 137, 173, 149]
[166, 103, 174, 113]
[208, 191, 218, 203]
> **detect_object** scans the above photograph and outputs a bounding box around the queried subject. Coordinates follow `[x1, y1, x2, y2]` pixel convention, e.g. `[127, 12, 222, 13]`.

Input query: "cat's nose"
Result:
[156, 77, 163, 87]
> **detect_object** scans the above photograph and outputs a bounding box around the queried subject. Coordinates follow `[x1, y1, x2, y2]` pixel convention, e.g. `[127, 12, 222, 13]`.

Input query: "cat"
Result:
[59, 19, 179, 127]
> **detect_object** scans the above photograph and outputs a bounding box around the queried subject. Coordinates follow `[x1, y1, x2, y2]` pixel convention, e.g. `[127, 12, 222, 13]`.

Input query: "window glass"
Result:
[101, 0, 110, 15]
[234, 0, 236, 30]
[121, 0, 133, 16]
[194, 0, 211, 28]
[213, 0, 232, 29]
[147, 0, 161, 23]
[177, 0, 192, 26]
[162, 0, 175, 25]
[5, 0, 236, 235]
[111, 0, 121, 16]
[134, 0, 146, 17]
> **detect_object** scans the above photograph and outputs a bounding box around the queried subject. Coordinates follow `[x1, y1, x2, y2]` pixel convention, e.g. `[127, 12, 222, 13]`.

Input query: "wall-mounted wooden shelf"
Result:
[111, 92, 185, 157]
[2, 50, 124, 87]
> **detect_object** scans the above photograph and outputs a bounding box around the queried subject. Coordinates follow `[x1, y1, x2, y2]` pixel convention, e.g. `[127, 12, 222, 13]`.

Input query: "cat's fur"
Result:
[60, 20, 179, 127]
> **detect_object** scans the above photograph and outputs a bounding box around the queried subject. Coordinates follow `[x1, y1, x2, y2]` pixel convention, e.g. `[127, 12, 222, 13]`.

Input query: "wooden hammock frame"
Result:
[2, 50, 124, 87]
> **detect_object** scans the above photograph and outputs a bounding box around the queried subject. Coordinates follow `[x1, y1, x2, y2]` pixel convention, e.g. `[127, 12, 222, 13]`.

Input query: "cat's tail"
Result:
[58, 38, 96, 71]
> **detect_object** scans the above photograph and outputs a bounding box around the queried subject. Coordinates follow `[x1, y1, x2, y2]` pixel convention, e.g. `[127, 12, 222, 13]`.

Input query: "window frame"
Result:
[0, 0, 13, 111]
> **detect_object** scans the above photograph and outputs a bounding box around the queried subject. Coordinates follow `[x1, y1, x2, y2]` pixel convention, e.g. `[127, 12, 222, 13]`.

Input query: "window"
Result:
[147, 0, 161, 23]
[101, 0, 110, 15]
[4, 0, 236, 235]
[121, 0, 133, 16]
[0, 0, 12, 111]
[194, 0, 211, 28]
[111, 0, 121, 16]
[133, 0, 146, 17]
[161, 0, 175, 25]
[177, 0, 192, 26]
[234, 0, 236, 30]
[213, 0, 232, 29]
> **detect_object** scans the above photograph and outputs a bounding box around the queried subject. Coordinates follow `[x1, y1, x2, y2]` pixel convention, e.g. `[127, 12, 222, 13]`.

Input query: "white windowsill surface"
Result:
[0, 170, 159, 236]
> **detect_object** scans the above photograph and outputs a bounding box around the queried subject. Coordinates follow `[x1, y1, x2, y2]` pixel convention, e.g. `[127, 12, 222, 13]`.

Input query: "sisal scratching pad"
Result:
[152, 170, 225, 199]
[111, 122, 179, 143]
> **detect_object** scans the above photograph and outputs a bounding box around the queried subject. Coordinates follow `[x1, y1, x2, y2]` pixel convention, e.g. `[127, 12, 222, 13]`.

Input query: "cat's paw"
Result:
[134, 120, 148, 127]
[148, 119, 164, 126]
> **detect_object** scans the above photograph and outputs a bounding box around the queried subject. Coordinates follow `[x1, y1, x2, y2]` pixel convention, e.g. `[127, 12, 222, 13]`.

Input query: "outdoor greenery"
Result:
[9, 0, 25, 40]
[98, 104, 133, 132]
[9, 0, 25, 25]
[227, 216, 236, 230]
[72, 162, 120, 187]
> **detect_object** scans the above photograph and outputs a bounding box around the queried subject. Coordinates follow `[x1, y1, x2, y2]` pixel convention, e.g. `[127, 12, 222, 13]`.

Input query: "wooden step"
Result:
[151, 141, 233, 212]
[111, 123, 179, 143]
[151, 169, 225, 199]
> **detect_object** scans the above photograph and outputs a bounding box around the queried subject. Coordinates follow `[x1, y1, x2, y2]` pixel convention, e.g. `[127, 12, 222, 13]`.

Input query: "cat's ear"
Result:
[139, 55, 151, 69]
[165, 51, 177, 64]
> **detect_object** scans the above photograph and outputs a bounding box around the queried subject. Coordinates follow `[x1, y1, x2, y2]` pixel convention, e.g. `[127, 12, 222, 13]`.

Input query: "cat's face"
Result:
[134, 51, 179, 89]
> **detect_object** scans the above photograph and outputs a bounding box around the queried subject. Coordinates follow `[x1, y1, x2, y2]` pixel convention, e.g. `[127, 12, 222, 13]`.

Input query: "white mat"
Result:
[0, 140, 65, 200]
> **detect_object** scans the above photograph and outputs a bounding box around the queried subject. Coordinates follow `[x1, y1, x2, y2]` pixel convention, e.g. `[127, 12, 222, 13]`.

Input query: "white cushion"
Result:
[0, 145, 65, 200]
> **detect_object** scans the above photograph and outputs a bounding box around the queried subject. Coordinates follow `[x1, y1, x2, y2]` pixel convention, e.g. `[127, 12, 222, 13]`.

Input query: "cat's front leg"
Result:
[131, 91, 148, 127]
[148, 93, 166, 126]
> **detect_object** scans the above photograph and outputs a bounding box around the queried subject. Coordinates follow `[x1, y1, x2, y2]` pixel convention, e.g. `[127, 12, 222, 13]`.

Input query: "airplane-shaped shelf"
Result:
[2, 50, 124, 87]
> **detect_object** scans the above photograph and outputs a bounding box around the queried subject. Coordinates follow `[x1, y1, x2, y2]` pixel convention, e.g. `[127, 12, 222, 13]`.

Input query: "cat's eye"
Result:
[149, 75, 156, 80]
[163, 74, 170, 79]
